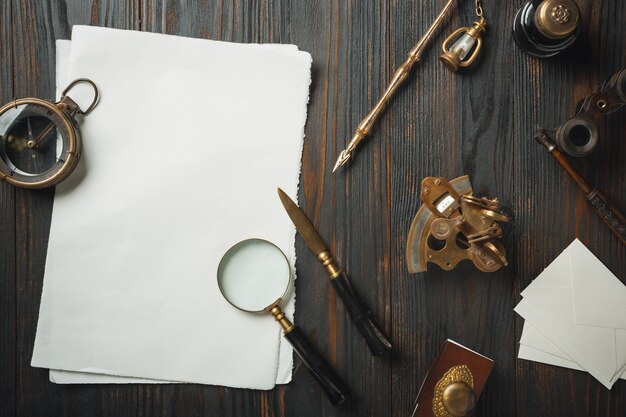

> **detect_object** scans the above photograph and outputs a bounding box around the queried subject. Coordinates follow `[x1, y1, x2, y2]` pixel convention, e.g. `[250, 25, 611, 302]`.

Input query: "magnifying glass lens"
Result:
[217, 239, 290, 312]
[217, 238, 350, 405]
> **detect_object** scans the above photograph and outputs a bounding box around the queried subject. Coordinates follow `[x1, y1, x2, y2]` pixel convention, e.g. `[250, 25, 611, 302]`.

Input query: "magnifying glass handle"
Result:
[331, 273, 392, 356]
[284, 325, 350, 405]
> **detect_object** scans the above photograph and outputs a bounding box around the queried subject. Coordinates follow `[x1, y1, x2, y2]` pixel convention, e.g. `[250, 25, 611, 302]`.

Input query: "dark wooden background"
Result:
[1, 1, 625, 416]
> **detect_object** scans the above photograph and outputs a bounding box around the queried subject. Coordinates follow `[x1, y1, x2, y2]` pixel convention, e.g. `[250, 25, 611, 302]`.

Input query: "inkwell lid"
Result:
[534, 0, 580, 39]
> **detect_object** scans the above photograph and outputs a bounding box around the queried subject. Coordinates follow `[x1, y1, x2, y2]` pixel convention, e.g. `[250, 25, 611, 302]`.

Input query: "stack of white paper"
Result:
[32, 26, 312, 389]
[515, 239, 626, 389]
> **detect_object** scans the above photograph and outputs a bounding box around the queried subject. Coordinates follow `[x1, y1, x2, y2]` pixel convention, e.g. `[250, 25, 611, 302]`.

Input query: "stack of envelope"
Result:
[515, 239, 626, 389]
[31, 26, 312, 388]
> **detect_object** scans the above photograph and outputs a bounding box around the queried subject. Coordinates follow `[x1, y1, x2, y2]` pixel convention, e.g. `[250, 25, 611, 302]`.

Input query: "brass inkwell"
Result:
[512, 0, 581, 58]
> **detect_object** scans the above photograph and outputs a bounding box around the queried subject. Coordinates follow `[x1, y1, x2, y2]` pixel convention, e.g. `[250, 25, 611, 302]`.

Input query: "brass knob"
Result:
[442, 382, 476, 417]
[535, 0, 580, 39]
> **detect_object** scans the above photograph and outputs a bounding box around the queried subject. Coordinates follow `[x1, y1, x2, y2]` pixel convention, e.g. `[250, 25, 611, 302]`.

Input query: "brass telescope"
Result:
[333, 0, 457, 173]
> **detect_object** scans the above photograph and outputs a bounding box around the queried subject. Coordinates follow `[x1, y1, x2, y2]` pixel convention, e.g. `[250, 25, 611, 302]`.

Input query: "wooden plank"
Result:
[9, 2, 142, 417]
[11, 1, 59, 414]
[0, 1, 16, 416]
[514, 0, 626, 416]
[11, 0, 70, 415]
[137, 1, 285, 416]
[389, 0, 517, 416]
[139, 1, 395, 416]
[288, 0, 393, 415]
[3, 0, 626, 416]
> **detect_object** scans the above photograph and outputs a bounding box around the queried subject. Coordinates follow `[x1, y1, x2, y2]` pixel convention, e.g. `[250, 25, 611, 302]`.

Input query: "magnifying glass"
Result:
[217, 238, 350, 405]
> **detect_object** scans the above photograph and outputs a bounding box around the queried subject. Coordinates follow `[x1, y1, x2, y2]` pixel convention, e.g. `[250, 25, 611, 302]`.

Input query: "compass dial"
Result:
[0, 98, 79, 189]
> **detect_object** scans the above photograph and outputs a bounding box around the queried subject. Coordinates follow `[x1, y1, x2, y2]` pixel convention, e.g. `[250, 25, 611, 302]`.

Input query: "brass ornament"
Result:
[512, 0, 581, 58]
[433, 365, 476, 417]
[552, 5, 571, 24]
[440, 0, 487, 72]
[270, 305, 295, 333]
[406, 176, 510, 273]
[535, 0, 579, 39]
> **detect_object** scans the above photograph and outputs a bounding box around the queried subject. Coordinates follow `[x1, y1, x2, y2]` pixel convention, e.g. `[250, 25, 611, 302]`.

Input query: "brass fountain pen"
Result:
[333, 0, 457, 173]
[277, 188, 391, 356]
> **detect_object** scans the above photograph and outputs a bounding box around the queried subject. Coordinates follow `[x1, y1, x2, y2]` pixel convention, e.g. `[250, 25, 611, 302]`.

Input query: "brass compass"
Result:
[0, 79, 98, 189]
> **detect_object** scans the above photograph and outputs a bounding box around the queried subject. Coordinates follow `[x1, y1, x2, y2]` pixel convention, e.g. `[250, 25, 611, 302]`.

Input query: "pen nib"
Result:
[332, 149, 352, 173]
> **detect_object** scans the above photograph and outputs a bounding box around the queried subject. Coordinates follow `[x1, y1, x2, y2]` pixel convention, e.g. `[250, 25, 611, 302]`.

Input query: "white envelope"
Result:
[515, 298, 622, 388]
[515, 239, 626, 389]
[33, 26, 312, 389]
[518, 322, 626, 380]
[517, 321, 626, 379]
[568, 239, 626, 329]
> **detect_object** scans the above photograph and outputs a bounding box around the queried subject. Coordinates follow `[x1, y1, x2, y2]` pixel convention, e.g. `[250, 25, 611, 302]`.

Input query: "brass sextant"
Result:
[407, 176, 510, 273]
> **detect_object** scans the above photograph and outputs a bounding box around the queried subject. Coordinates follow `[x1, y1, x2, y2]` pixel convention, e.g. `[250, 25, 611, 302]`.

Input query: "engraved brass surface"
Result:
[535, 0, 580, 39]
[407, 176, 509, 273]
[407, 176, 472, 273]
[433, 365, 475, 417]
[442, 382, 476, 417]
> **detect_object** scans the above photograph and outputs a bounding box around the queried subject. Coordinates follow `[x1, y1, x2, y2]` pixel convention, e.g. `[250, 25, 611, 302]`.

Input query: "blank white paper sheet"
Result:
[32, 26, 312, 389]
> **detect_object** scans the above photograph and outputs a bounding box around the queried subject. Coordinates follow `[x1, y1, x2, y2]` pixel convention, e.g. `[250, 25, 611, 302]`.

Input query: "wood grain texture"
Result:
[0, 1, 16, 416]
[0, 1, 624, 417]
[10, 2, 57, 416]
[513, 1, 626, 416]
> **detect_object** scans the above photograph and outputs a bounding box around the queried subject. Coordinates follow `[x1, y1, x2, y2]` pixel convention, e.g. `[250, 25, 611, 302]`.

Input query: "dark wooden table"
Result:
[1, 1, 625, 416]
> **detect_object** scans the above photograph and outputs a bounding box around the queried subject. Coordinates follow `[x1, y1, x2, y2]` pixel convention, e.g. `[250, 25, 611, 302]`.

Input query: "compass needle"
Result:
[27, 117, 34, 140]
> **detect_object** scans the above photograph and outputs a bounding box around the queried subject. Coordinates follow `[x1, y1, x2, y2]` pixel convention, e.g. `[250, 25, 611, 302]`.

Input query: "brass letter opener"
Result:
[278, 188, 391, 356]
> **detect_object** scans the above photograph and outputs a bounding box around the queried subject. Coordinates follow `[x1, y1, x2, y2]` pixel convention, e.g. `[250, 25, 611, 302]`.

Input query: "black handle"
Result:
[284, 325, 350, 405]
[330, 274, 392, 356]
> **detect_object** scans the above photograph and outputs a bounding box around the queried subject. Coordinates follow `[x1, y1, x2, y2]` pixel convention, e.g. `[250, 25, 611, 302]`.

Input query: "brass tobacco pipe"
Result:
[333, 0, 457, 173]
